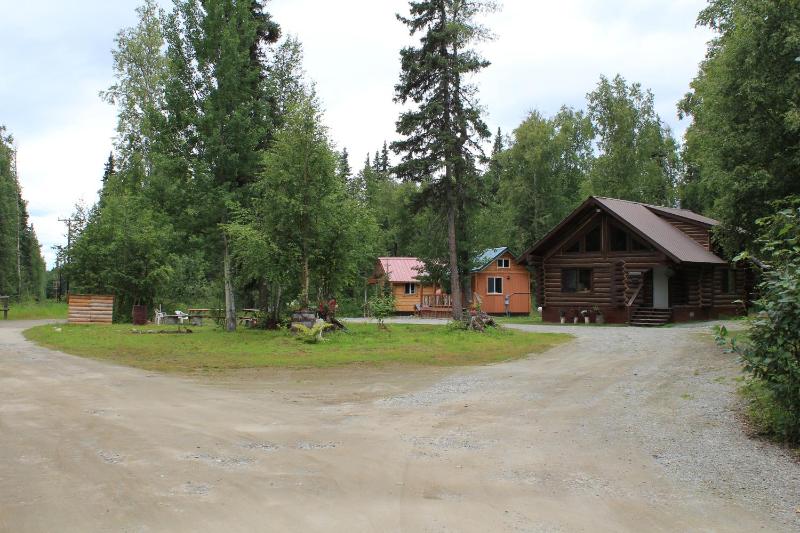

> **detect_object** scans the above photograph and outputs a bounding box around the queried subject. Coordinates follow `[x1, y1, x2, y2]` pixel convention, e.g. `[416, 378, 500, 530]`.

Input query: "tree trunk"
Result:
[301, 254, 310, 309]
[447, 192, 462, 320]
[223, 235, 236, 332]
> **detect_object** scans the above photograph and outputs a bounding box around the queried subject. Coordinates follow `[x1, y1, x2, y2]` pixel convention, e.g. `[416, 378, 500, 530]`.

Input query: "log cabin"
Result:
[518, 196, 749, 326]
[470, 247, 531, 315]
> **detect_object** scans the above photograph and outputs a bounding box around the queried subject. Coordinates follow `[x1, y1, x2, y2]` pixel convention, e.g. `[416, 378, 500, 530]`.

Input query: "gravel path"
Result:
[1, 318, 798, 532]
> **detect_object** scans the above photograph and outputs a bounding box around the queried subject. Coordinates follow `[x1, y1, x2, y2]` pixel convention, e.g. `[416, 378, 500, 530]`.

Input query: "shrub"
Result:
[293, 321, 334, 344]
[368, 293, 395, 329]
[716, 197, 800, 443]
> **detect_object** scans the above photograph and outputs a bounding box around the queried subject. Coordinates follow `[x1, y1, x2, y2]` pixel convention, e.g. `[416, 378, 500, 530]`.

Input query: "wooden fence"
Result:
[68, 294, 114, 324]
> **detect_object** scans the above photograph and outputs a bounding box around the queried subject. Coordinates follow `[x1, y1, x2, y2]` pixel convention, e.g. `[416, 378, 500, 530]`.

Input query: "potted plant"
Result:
[559, 308, 566, 324]
[593, 305, 604, 324]
[573, 310, 579, 324]
[581, 309, 590, 324]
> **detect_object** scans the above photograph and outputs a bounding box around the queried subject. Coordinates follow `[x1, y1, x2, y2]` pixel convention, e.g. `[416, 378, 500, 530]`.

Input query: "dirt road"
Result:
[1, 319, 798, 532]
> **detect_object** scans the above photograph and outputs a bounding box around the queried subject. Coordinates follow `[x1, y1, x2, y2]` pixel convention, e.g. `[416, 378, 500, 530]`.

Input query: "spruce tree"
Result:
[392, 0, 493, 320]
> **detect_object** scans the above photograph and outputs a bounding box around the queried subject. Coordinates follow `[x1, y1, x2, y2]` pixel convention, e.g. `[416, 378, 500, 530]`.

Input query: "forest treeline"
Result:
[60, 0, 798, 323]
[0, 128, 46, 301]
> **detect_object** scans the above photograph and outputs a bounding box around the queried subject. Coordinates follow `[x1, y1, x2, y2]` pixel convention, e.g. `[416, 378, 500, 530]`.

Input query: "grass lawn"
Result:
[5, 300, 68, 320]
[23, 322, 571, 373]
[496, 314, 542, 325]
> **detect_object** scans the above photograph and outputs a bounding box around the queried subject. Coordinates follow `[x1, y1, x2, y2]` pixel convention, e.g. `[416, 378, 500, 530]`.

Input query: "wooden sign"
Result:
[68, 294, 114, 324]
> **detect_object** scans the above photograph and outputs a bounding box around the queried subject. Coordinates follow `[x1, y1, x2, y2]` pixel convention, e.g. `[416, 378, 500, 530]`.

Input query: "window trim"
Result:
[497, 258, 510, 269]
[404, 282, 416, 295]
[487, 276, 504, 295]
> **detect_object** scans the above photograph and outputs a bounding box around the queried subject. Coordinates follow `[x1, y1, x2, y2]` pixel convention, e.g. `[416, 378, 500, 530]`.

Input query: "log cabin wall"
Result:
[539, 212, 668, 322]
[390, 282, 435, 313]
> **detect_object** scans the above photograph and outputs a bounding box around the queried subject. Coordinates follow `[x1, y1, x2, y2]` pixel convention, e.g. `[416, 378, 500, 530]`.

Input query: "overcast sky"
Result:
[0, 0, 713, 268]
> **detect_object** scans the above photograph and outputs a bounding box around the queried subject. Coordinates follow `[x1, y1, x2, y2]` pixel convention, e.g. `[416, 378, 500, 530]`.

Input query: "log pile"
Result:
[68, 294, 114, 324]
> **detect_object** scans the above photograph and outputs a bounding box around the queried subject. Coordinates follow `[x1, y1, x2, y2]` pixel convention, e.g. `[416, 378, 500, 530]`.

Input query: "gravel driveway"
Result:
[1, 318, 797, 532]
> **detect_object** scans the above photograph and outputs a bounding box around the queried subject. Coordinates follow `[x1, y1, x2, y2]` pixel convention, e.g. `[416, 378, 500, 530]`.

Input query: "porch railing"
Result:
[422, 294, 452, 308]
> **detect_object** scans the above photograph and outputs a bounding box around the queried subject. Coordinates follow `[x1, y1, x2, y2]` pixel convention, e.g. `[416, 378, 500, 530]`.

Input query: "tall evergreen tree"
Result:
[392, 0, 493, 320]
[165, 0, 280, 331]
[338, 147, 351, 181]
[379, 141, 390, 173]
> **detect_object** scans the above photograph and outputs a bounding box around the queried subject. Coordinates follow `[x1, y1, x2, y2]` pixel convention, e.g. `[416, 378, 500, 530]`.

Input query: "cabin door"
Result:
[652, 266, 670, 309]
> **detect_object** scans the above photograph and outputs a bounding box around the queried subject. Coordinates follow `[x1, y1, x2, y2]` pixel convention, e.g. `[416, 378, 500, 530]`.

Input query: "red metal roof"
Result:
[377, 257, 427, 283]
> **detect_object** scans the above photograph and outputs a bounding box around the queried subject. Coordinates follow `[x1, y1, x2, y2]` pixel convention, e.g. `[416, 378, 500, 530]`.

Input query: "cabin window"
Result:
[564, 239, 581, 254]
[488, 277, 503, 294]
[497, 258, 510, 268]
[610, 226, 628, 252]
[631, 237, 649, 252]
[585, 226, 602, 252]
[404, 283, 416, 295]
[721, 269, 736, 294]
[562, 268, 592, 292]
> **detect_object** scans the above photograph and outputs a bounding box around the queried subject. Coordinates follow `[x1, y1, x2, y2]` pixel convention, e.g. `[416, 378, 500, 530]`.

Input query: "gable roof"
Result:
[376, 257, 427, 283]
[472, 247, 511, 272]
[521, 196, 727, 265]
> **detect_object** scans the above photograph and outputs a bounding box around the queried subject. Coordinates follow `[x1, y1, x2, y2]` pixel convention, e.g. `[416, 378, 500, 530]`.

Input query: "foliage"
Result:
[24, 322, 571, 371]
[586, 74, 679, 205]
[493, 108, 593, 250]
[67, 192, 175, 320]
[715, 197, 800, 443]
[679, 0, 800, 256]
[0, 126, 46, 301]
[368, 293, 396, 328]
[293, 321, 335, 344]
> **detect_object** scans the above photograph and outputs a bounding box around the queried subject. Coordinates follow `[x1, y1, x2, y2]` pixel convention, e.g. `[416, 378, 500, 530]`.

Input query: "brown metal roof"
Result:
[521, 196, 727, 265]
[594, 198, 726, 264]
[377, 257, 427, 283]
[642, 203, 719, 227]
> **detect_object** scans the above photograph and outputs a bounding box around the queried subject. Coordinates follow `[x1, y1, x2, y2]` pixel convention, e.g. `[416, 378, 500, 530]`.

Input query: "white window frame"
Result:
[497, 258, 510, 269]
[404, 283, 416, 295]
[487, 277, 503, 295]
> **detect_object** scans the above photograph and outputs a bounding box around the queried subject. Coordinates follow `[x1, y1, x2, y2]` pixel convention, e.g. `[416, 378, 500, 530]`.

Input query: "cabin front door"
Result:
[652, 266, 670, 309]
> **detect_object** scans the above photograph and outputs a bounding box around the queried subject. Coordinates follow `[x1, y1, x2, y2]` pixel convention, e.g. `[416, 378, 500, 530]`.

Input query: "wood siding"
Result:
[472, 252, 531, 314]
[390, 282, 434, 313]
[68, 294, 114, 324]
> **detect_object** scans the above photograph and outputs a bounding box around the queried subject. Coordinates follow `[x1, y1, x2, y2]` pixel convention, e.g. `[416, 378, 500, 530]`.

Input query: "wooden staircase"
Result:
[629, 307, 672, 327]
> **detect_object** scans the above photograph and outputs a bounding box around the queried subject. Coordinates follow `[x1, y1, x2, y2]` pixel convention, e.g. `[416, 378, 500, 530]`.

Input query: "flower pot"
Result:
[573, 317, 578, 324]
[584, 317, 590, 324]
[560, 317, 565, 324]
[596, 315, 605, 324]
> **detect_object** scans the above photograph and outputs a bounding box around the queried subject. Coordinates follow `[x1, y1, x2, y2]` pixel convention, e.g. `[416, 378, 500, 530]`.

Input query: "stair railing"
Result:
[626, 282, 644, 324]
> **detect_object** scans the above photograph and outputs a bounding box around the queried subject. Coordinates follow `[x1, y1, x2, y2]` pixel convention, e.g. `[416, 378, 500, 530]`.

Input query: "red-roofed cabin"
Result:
[368, 257, 442, 314]
[518, 196, 752, 325]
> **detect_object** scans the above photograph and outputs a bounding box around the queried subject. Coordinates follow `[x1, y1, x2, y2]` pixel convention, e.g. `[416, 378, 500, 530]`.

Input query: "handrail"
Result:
[625, 283, 643, 308]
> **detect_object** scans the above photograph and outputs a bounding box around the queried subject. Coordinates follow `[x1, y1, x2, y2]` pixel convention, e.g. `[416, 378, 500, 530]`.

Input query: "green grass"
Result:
[495, 313, 543, 325]
[4, 300, 68, 320]
[23, 322, 571, 373]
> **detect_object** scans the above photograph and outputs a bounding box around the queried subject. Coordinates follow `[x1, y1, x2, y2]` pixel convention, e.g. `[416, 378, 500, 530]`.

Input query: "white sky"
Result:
[0, 0, 713, 268]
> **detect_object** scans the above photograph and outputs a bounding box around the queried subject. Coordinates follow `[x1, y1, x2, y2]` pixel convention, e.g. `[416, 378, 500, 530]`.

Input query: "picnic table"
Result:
[184, 308, 260, 327]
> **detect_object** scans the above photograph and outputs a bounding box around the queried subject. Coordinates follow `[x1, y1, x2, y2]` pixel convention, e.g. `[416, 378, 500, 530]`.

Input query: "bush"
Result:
[368, 293, 395, 329]
[716, 197, 800, 443]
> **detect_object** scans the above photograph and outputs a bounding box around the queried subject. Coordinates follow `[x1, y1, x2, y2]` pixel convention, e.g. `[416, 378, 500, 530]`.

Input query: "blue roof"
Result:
[472, 247, 510, 272]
